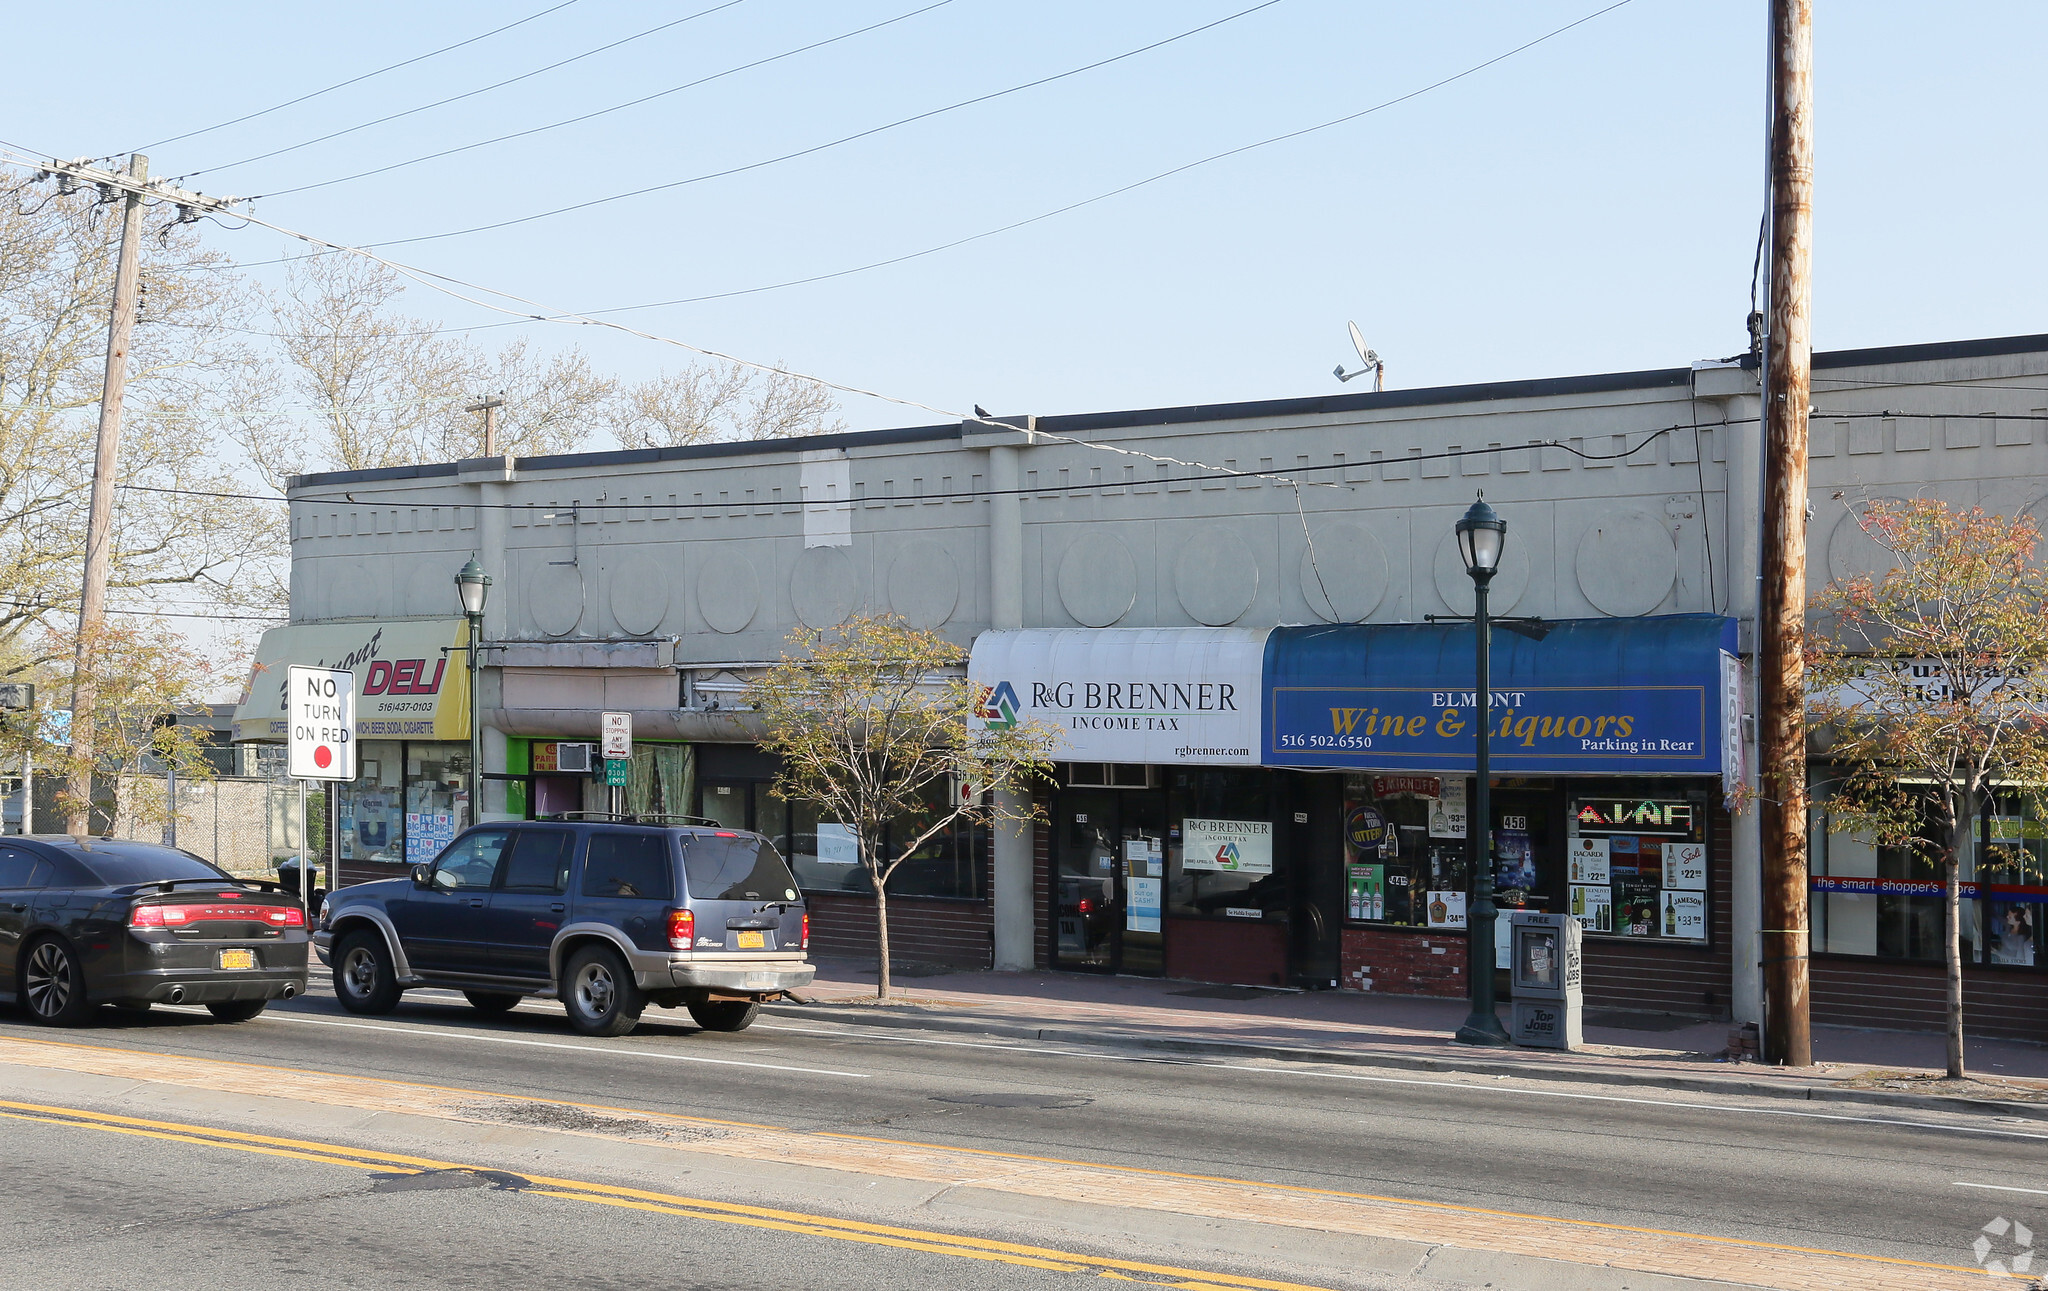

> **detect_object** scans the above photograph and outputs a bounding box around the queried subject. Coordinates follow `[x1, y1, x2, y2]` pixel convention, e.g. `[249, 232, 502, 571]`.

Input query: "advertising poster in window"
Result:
[1664, 841, 1708, 890]
[1990, 904, 2037, 965]
[1616, 878, 1659, 936]
[816, 822, 859, 865]
[1427, 890, 1468, 928]
[1183, 818, 1273, 874]
[1495, 828, 1536, 901]
[1567, 837, 1611, 885]
[1571, 884, 1613, 933]
[1430, 780, 1468, 839]
[1127, 876, 1163, 933]
[1664, 890, 1707, 938]
[1348, 864, 1385, 921]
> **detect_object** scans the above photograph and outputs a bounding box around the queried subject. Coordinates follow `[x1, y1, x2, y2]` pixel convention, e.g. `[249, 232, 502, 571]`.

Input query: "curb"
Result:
[764, 1002, 2048, 1123]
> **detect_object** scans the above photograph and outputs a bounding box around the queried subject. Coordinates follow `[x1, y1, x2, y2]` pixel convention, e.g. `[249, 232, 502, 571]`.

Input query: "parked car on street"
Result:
[314, 818, 815, 1037]
[1, 836, 311, 1026]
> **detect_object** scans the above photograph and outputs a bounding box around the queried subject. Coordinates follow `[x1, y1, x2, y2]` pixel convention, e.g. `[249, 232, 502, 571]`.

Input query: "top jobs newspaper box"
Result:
[1509, 911, 1583, 1050]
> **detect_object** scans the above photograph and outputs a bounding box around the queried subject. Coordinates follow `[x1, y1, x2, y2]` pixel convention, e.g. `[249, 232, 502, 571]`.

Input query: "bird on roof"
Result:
[973, 404, 991, 419]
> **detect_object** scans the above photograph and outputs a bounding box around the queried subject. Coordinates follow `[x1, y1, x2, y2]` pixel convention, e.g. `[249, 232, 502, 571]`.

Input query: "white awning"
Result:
[235, 620, 471, 743]
[969, 628, 1268, 766]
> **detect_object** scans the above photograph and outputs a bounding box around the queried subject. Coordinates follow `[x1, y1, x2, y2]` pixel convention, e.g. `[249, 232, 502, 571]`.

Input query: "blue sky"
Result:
[6, 0, 2044, 430]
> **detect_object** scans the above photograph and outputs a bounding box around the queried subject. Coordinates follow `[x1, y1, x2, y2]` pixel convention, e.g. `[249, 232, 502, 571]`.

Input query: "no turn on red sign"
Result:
[287, 664, 356, 780]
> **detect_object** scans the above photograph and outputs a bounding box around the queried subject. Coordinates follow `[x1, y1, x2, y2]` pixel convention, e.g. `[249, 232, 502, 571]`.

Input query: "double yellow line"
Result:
[0, 1098, 1329, 1291]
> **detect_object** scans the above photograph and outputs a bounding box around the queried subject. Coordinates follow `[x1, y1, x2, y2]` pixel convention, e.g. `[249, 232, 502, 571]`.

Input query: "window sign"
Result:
[1427, 890, 1467, 928]
[1348, 864, 1386, 921]
[1430, 780, 1468, 839]
[1182, 818, 1273, 874]
[816, 823, 859, 865]
[1571, 884, 1613, 933]
[1665, 890, 1707, 938]
[1127, 876, 1163, 933]
[1665, 842, 1708, 890]
[1567, 837, 1611, 884]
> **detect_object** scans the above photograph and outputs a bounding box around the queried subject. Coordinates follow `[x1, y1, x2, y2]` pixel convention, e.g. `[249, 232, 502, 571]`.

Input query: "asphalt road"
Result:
[3, 974, 2045, 1288]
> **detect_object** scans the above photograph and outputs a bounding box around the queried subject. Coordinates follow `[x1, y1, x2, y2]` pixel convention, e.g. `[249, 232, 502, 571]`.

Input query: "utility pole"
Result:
[466, 393, 506, 457]
[39, 155, 241, 838]
[1758, 0, 1814, 1067]
[66, 153, 149, 838]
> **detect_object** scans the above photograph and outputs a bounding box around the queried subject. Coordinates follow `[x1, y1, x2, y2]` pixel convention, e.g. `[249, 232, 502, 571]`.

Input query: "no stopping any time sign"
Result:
[287, 664, 356, 780]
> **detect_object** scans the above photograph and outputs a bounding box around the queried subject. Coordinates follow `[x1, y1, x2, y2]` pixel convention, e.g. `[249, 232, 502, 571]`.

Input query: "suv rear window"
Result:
[582, 832, 674, 900]
[683, 835, 799, 902]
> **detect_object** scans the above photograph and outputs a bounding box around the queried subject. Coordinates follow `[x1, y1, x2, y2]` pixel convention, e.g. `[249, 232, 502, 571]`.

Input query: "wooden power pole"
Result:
[65, 153, 149, 838]
[1759, 0, 1815, 1067]
[466, 393, 506, 457]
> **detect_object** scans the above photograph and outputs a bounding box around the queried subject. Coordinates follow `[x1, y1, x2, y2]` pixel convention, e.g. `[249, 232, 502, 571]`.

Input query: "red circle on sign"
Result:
[313, 745, 333, 769]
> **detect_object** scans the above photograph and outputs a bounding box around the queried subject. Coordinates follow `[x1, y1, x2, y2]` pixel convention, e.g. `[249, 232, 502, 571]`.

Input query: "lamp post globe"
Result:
[454, 557, 491, 830]
[1454, 494, 1513, 1046]
[455, 556, 491, 618]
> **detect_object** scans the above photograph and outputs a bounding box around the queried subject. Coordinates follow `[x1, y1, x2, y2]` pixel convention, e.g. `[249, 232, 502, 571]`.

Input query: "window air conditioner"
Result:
[555, 742, 595, 773]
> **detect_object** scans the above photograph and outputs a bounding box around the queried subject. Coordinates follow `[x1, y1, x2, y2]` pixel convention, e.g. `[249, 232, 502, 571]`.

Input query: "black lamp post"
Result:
[455, 557, 491, 826]
[1453, 495, 1512, 1046]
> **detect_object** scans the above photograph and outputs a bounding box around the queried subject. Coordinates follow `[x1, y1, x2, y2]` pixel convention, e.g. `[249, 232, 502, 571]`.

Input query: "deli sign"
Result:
[235, 619, 471, 743]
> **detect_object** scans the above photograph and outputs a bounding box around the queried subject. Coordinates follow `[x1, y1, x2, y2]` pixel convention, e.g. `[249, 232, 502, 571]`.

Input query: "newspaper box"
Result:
[1509, 910, 1582, 1050]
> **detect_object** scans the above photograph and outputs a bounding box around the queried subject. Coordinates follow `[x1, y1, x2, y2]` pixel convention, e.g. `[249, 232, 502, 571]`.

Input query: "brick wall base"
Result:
[806, 892, 993, 971]
[1341, 927, 1467, 997]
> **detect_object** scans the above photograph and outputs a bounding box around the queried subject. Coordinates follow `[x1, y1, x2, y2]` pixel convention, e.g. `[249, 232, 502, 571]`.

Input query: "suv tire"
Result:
[21, 938, 92, 1027]
[207, 1000, 267, 1023]
[463, 991, 522, 1014]
[562, 944, 644, 1037]
[687, 1000, 759, 1032]
[333, 929, 402, 1015]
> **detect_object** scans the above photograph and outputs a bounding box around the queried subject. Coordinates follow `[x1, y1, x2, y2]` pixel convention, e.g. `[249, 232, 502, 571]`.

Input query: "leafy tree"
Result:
[1805, 499, 2048, 1079]
[746, 615, 1056, 999]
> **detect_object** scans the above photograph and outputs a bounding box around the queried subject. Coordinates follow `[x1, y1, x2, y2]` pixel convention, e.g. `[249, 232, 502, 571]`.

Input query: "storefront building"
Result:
[248, 331, 2048, 1034]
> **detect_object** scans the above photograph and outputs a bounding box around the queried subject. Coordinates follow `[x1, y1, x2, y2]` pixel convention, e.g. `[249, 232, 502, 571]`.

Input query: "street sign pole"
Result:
[287, 665, 356, 908]
[601, 711, 632, 818]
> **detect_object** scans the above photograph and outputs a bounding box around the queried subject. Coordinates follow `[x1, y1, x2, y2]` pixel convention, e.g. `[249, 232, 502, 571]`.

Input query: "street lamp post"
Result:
[455, 557, 491, 828]
[1454, 496, 1512, 1047]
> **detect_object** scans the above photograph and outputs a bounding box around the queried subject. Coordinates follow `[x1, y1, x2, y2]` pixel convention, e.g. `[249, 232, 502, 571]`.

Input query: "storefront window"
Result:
[762, 784, 987, 901]
[404, 742, 472, 864]
[1984, 795, 2044, 967]
[1809, 771, 1983, 964]
[625, 743, 695, 820]
[336, 740, 404, 865]
[1567, 786, 1710, 943]
[1166, 769, 1278, 918]
[1341, 774, 1470, 929]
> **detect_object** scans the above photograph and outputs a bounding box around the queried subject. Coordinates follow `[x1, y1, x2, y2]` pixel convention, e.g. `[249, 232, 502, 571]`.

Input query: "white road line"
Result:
[257, 1012, 869, 1079]
[1954, 1181, 2048, 1195]
[754, 1021, 2048, 1140]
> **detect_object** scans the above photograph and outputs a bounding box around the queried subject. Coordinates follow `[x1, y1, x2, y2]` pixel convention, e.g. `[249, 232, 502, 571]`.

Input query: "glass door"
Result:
[1053, 788, 1166, 976]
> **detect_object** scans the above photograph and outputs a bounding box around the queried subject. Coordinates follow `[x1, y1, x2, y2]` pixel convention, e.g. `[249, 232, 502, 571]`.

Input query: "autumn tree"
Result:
[746, 616, 1056, 999]
[1806, 499, 2048, 1079]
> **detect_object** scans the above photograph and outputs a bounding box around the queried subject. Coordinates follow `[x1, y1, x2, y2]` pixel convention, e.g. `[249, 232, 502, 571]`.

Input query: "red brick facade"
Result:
[1340, 926, 1467, 996]
[805, 890, 993, 970]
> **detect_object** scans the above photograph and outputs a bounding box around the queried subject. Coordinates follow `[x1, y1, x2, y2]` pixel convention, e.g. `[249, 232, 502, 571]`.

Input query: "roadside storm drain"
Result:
[373, 1168, 530, 1194]
[929, 1093, 1093, 1110]
[459, 1099, 728, 1141]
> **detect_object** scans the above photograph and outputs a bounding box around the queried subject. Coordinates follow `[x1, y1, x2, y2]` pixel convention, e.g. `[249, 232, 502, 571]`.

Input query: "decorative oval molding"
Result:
[697, 553, 760, 635]
[327, 558, 387, 620]
[888, 540, 958, 628]
[1575, 510, 1676, 616]
[608, 554, 670, 636]
[1297, 523, 1387, 622]
[1175, 529, 1258, 626]
[530, 563, 584, 637]
[791, 546, 859, 629]
[1057, 534, 1137, 628]
[1826, 497, 1908, 583]
[1432, 531, 1529, 616]
[401, 557, 453, 618]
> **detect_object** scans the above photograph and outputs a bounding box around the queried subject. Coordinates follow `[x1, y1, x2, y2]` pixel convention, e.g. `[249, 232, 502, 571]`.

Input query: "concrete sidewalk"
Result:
[772, 959, 2048, 1113]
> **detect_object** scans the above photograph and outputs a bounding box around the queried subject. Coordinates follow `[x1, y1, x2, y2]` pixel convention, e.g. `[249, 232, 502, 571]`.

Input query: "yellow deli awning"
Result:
[234, 619, 471, 743]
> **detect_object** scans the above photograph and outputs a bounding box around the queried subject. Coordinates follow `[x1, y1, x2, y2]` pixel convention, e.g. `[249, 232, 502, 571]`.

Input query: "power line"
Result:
[133, 0, 587, 153]
[365, 0, 1288, 248]
[259, 0, 958, 201]
[182, 0, 750, 179]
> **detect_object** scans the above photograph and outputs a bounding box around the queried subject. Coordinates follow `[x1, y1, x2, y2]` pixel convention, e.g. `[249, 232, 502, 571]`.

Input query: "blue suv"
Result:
[313, 819, 814, 1037]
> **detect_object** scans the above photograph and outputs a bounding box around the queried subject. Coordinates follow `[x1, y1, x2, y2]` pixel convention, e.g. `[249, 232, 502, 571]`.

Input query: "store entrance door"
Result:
[1053, 789, 1165, 976]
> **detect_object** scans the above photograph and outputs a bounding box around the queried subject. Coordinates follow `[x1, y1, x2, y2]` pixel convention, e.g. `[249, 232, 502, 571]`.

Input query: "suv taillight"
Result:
[801, 912, 810, 950]
[667, 908, 695, 950]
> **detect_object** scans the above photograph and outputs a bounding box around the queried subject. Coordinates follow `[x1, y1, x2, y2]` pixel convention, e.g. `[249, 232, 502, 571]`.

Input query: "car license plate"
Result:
[736, 931, 765, 949]
[217, 949, 256, 971]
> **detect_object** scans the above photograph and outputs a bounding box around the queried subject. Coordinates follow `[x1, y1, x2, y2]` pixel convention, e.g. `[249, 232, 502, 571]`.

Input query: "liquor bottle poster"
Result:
[1664, 890, 1706, 938]
[1567, 837, 1610, 885]
[1616, 878, 1659, 936]
[1571, 884, 1613, 933]
[1347, 864, 1385, 921]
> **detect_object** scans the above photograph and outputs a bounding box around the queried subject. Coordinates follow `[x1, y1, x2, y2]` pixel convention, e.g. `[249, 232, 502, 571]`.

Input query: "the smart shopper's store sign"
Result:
[1263, 616, 1738, 776]
[970, 629, 1266, 766]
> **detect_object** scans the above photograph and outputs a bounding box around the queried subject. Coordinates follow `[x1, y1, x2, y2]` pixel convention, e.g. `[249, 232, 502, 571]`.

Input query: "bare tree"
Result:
[613, 361, 844, 449]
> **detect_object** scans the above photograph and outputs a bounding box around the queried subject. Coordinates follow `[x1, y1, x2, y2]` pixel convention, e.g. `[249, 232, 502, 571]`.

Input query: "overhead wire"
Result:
[132, 0, 587, 153]
[180, 0, 751, 179]
[363, 0, 1293, 247]
[259, 0, 961, 200]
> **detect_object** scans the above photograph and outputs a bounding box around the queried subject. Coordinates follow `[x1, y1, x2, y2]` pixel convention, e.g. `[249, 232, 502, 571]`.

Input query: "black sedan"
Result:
[1, 836, 310, 1026]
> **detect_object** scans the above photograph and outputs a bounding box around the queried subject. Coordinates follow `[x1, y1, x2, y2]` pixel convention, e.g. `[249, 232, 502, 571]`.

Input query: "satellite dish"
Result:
[1348, 321, 1373, 367]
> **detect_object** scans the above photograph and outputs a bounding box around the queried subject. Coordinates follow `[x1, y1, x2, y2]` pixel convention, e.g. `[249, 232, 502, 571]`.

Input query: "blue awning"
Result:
[1262, 614, 1737, 776]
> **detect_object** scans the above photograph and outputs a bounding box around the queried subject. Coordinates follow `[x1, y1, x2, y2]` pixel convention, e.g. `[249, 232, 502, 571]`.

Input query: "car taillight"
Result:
[130, 905, 189, 928]
[801, 912, 810, 950]
[1077, 898, 1093, 914]
[269, 907, 306, 927]
[667, 908, 695, 950]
